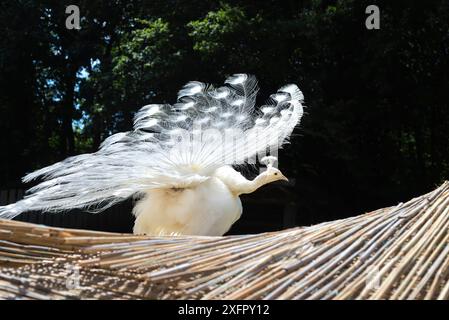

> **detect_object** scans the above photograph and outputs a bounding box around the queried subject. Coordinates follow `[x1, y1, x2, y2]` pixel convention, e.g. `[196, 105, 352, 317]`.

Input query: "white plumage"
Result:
[0, 74, 304, 236]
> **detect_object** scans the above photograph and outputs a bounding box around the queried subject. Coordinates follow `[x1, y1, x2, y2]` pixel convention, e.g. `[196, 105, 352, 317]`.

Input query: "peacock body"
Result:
[0, 74, 304, 236]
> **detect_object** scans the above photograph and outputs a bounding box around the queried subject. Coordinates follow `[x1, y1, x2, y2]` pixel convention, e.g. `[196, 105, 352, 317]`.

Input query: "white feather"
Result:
[0, 73, 304, 235]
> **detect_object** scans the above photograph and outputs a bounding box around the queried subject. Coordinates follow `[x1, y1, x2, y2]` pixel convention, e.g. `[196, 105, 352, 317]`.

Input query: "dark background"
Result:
[0, 0, 448, 234]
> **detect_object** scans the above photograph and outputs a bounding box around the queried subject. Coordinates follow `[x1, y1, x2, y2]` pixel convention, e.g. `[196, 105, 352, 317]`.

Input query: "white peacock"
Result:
[0, 74, 304, 236]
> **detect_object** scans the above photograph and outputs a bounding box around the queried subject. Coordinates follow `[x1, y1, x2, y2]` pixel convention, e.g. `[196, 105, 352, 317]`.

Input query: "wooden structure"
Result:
[0, 182, 448, 299]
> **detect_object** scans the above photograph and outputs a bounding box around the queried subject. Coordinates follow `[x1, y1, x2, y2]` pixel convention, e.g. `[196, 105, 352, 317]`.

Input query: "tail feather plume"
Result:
[0, 74, 304, 219]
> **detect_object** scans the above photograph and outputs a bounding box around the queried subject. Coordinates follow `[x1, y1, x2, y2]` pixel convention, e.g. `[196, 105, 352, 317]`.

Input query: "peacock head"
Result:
[260, 156, 289, 183]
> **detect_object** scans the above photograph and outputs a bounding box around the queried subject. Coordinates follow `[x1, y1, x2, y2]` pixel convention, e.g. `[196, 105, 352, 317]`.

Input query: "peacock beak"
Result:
[280, 174, 289, 182]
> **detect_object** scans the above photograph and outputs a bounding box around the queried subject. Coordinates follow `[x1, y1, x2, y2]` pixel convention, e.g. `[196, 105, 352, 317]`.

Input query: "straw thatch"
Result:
[0, 182, 448, 300]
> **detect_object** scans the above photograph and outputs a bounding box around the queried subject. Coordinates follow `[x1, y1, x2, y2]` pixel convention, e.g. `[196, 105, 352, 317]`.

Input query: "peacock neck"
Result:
[235, 173, 268, 196]
[212, 166, 271, 197]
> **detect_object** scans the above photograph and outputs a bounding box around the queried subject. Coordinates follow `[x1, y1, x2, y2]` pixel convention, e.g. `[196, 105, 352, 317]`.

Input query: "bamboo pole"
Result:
[0, 182, 448, 300]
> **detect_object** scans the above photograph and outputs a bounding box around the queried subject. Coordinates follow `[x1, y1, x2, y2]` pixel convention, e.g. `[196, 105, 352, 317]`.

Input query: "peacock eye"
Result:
[274, 172, 278, 176]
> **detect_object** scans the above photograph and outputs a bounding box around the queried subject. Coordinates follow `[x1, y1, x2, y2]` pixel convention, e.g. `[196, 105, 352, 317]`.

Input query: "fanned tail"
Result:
[0, 73, 304, 219]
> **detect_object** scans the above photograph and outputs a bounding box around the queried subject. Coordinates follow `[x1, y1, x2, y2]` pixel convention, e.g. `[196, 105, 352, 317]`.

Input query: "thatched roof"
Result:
[0, 182, 448, 300]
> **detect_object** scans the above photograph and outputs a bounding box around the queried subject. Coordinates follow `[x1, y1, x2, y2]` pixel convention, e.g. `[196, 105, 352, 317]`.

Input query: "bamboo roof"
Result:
[0, 182, 448, 300]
